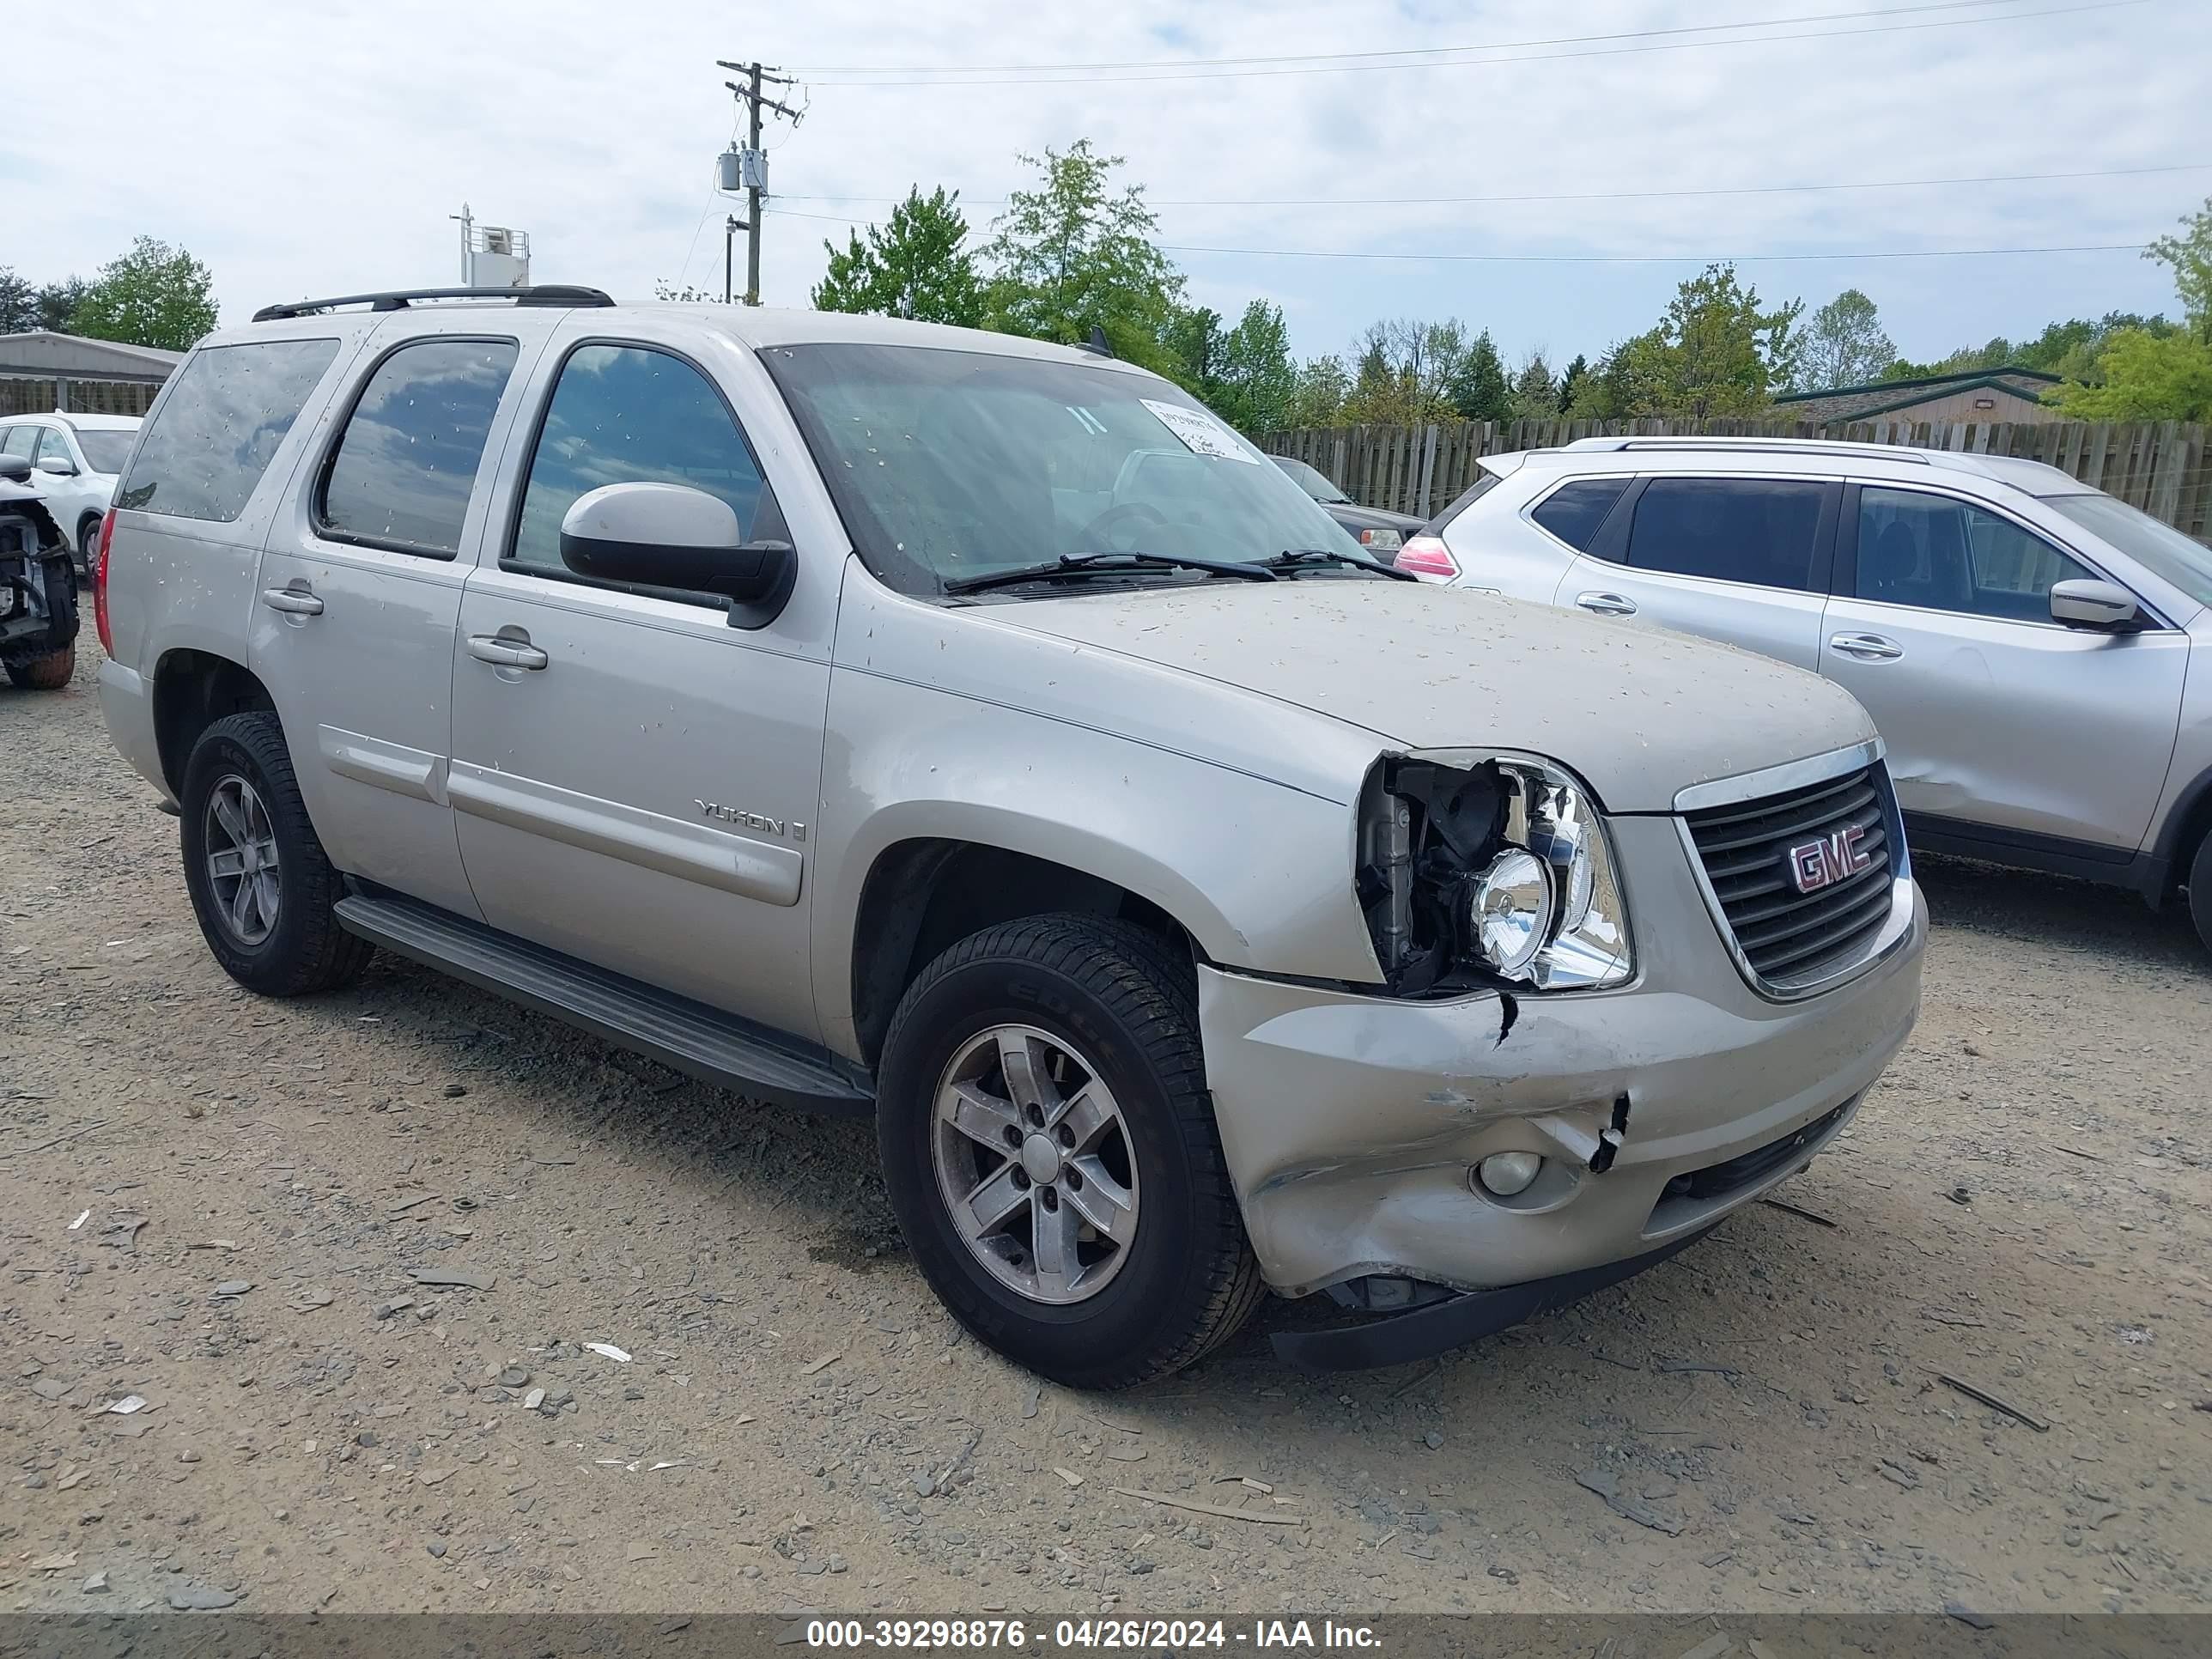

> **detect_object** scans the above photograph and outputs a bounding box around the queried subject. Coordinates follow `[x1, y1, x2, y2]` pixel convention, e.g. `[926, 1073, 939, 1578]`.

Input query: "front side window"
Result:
[32, 428, 77, 469]
[762, 342, 1358, 594]
[1530, 477, 1631, 551]
[509, 344, 768, 577]
[1621, 477, 1826, 591]
[1857, 488, 2094, 622]
[115, 338, 340, 523]
[319, 338, 518, 556]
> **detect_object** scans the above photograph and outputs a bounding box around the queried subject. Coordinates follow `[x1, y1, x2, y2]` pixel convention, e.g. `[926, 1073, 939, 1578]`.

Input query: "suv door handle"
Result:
[1829, 632, 1904, 661]
[465, 632, 549, 671]
[261, 585, 324, 617]
[1575, 591, 1638, 617]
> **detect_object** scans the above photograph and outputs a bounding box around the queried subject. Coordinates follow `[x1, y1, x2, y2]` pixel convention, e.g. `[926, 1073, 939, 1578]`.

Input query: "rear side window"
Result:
[115, 339, 339, 522]
[0, 425, 33, 460]
[508, 343, 767, 576]
[1623, 477, 1826, 591]
[318, 338, 519, 557]
[1530, 477, 1631, 550]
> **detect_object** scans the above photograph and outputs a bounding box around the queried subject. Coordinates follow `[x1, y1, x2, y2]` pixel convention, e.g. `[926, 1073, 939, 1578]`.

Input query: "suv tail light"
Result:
[93, 510, 115, 654]
[1395, 533, 1459, 581]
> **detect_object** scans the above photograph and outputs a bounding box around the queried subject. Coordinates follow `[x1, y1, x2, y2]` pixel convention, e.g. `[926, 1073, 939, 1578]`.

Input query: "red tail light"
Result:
[1395, 533, 1460, 581]
[93, 510, 115, 655]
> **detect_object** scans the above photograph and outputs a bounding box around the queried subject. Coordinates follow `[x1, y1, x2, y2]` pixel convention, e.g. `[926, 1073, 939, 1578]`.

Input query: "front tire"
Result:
[876, 915, 1264, 1389]
[4, 647, 74, 690]
[179, 711, 373, 996]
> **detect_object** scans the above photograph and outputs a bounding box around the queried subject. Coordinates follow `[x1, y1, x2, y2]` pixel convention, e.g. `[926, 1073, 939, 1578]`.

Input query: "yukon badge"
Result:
[695, 801, 806, 842]
[1787, 824, 1871, 895]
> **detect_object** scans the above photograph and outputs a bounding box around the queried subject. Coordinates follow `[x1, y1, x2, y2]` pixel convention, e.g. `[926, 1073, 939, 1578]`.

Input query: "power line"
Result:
[781, 161, 2210, 213]
[787, 0, 2021, 73]
[1157, 240, 2150, 264]
[795, 0, 2140, 87]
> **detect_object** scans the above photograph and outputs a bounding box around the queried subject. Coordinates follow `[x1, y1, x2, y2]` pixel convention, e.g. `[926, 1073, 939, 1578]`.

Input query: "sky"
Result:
[6, 0, 2209, 374]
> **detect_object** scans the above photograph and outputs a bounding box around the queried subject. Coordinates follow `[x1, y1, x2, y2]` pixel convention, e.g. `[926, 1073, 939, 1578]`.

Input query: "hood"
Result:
[998, 580, 1875, 812]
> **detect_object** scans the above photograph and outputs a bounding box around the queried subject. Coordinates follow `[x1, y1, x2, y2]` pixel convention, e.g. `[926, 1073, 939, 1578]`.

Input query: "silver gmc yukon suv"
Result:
[95, 288, 1925, 1386]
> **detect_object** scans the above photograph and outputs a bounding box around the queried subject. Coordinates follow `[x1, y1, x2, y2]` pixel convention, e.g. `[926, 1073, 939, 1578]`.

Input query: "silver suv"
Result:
[95, 289, 1924, 1385]
[1404, 437, 2212, 952]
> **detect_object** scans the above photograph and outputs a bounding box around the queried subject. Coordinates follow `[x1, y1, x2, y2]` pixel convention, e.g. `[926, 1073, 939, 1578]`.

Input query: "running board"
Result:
[333, 893, 875, 1116]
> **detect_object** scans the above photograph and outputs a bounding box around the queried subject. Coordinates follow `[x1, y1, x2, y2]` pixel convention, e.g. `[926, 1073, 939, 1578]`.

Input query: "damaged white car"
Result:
[98, 294, 1925, 1385]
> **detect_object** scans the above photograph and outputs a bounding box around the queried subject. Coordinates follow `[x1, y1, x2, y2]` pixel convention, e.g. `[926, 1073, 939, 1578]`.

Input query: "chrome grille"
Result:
[1683, 763, 1898, 992]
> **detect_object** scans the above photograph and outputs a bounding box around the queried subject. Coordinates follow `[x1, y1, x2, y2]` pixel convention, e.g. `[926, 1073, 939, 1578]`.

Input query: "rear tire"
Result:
[76, 514, 103, 577]
[2188, 832, 2212, 957]
[876, 914, 1264, 1389]
[180, 711, 374, 997]
[5, 647, 74, 690]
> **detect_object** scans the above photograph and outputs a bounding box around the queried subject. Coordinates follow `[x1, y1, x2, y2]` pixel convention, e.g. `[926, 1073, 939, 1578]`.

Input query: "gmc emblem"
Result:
[1787, 824, 1874, 895]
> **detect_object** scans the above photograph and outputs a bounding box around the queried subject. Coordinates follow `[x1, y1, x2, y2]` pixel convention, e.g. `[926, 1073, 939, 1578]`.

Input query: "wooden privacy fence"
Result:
[0, 378, 161, 418]
[1261, 417, 2212, 540]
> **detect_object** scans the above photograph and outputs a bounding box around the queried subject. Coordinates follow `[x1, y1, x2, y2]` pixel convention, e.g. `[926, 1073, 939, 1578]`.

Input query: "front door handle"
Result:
[261, 585, 324, 617]
[1575, 590, 1638, 617]
[465, 632, 550, 671]
[1829, 631, 1904, 661]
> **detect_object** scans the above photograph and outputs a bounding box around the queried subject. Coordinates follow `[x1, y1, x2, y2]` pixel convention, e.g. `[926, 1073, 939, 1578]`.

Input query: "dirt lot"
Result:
[3, 649, 2209, 1620]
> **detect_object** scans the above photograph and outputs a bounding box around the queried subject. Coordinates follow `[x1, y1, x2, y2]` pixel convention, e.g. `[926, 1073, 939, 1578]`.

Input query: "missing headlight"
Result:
[1357, 752, 1633, 995]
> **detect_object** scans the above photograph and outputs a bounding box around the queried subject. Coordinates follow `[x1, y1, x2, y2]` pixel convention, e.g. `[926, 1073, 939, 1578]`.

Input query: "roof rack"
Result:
[252, 285, 617, 323]
[1559, 435, 1931, 465]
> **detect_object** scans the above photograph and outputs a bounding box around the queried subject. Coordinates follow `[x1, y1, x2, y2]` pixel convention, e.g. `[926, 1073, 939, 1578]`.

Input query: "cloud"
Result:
[6, 0, 2205, 363]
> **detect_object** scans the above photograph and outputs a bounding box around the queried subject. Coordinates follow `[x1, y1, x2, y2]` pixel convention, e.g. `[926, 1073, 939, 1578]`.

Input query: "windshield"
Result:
[1270, 453, 1349, 503]
[2045, 493, 2212, 609]
[763, 343, 1360, 594]
[75, 428, 136, 474]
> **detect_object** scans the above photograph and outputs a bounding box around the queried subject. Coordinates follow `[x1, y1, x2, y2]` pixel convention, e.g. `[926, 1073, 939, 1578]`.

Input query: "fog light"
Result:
[1476, 1151, 1544, 1197]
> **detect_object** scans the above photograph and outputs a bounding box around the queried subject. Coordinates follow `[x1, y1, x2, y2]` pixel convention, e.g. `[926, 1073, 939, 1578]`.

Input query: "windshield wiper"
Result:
[942, 551, 1279, 595]
[1267, 547, 1418, 582]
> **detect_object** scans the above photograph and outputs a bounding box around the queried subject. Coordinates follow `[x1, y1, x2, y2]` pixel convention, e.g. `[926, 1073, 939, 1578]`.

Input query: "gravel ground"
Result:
[3, 649, 2209, 1618]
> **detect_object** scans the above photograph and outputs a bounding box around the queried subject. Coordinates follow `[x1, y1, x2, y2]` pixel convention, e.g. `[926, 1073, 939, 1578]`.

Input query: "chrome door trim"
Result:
[1671, 736, 1885, 814]
[447, 760, 804, 906]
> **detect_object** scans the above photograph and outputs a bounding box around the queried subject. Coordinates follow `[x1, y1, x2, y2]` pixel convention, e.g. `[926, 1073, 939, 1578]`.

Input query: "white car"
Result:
[0, 412, 142, 570]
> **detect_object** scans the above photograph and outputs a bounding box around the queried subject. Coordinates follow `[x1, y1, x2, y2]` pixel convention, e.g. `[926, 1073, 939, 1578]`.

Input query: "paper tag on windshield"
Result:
[1140, 399, 1260, 465]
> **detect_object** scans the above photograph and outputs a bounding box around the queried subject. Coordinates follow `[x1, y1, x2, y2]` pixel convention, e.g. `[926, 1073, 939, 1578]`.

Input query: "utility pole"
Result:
[724, 216, 740, 306]
[714, 59, 802, 306]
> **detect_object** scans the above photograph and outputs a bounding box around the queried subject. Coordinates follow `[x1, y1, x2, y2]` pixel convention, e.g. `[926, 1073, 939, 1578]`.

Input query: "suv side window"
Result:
[1622, 477, 1826, 590]
[318, 338, 519, 558]
[508, 343, 769, 580]
[33, 427, 76, 468]
[0, 425, 34, 460]
[115, 339, 341, 522]
[1856, 487, 2096, 623]
[1530, 477, 1631, 551]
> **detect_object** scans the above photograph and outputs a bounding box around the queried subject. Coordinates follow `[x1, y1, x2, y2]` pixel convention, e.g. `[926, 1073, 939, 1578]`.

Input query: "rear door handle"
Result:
[1575, 591, 1638, 617]
[465, 633, 549, 671]
[1829, 632, 1903, 661]
[261, 585, 323, 617]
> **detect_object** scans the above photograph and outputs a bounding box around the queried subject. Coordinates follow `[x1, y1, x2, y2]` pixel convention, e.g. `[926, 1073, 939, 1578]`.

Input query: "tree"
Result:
[1575, 265, 1799, 417]
[1341, 318, 1473, 423]
[652, 280, 722, 302]
[1209, 301, 1297, 434]
[1796, 289, 1893, 391]
[981, 141, 1183, 371]
[1162, 304, 1225, 391]
[1446, 330, 1511, 421]
[69, 238, 217, 351]
[1285, 355, 1350, 427]
[812, 185, 982, 326]
[36, 278, 88, 332]
[1555, 352, 1589, 413]
[0, 268, 33, 334]
[1509, 350, 1559, 420]
[2047, 330, 2212, 421]
[2145, 195, 2212, 340]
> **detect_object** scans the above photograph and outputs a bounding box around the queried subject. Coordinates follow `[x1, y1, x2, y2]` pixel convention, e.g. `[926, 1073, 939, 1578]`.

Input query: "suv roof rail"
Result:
[252, 285, 617, 323]
[1559, 435, 1932, 465]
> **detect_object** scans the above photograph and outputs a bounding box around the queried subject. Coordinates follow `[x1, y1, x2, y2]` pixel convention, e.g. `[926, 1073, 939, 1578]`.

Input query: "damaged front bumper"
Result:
[1196, 814, 1925, 1367]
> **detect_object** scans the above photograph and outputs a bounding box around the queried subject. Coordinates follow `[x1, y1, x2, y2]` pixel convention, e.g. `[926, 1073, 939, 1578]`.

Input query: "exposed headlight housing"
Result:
[1356, 752, 1632, 994]
[1357, 526, 1405, 553]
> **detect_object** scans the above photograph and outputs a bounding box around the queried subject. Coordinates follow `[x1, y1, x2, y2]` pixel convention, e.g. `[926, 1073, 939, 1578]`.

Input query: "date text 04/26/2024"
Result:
[804, 1620, 1382, 1650]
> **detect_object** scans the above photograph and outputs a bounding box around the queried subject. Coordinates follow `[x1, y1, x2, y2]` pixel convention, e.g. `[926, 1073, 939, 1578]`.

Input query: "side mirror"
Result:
[0, 455, 30, 485]
[35, 455, 77, 477]
[2050, 577, 2142, 632]
[559, 481, 795, 630]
